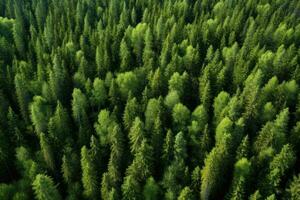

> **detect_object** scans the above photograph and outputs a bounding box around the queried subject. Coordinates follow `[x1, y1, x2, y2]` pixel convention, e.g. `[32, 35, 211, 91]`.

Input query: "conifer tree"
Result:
[286, 174, 300, 200]
[32, 174, 61, 200]
[128, 117, 145, 154]
[48, 102, 70, 146]
[14, 73, 30, 123]
[120, 38, 132, 72]
[61, 147, 79, 184]
[201, 135, 232, 200]
[227, 158, 251, 200]
[143, 177, 160, 200]
[80, 146, 98, 199]
[30, 96, 51, 135]
[49, 55, 69, 104]
[178, 186, 194, 200]
[123, 97, 140, 130]
[91, 78, 107, 108]
[39, 133, 55, 171]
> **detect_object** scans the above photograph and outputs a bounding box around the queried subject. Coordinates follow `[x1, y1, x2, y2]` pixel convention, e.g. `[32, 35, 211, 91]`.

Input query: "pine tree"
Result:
[7, 107, 22, 145]
[145, 98, 162, 131]
[172, 103, 190, 132]
[13, 0, 27, 55]
[14, 73, 30, 123]
[49, 55, 69, 104]
[174, 132, 187, 161]
[122, 175, 141, 200]
[178, 186, 195, 200]
[213, 91, 230, 126]
[39, 133, 55, 171]
[150, 68, 164, 97]
[32, 174, 62, 200]
[129, 117, 146, 154]
[72, 88, 88, 124]
[126, 139, 153, 182]
[107, 124, 125, 187]
[48, 102, 70, 146]
[95, 109, 114, 146]
[116, 71, 139, 100]
[162, 129, 174, 167]
[61, 147, 79, 184]
[120, 37, 132, 72]
[80, 146, 98, 199]
[90, 78, 107, 108]
[286, 174, 300, 200]
[227, 158, 251, 200]
[123, 97, 140, 130]
[72, 89, 91, 145]
[201, 135, 232, 200]
[143, 27, 155, 70]
[255, 108, 289, 153]
[165, 91, 180, 110]
[264, 144, 296, 196]
[108, 79, 121, 106]
[143, 177, 160, 200]
[30, 96, 51, 135]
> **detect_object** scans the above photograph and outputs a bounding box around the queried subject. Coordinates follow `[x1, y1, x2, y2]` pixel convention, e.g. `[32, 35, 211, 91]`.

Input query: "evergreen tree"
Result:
[201, 135, 232, 200]
[14, 73, 30, 123]
[172, 103, 190, 132]
[226, 158, 251, 200]
[123, 97, 140, 130]
[286, 174, 300, 200]
[48, 102, 70, 146]
[39, 133, 55, 171]
[178, 186, 194, 200]
[30, 96, 51, 135]
[129, 117, 145, 153]
[32, 174, 61, 200]
[95, 109, 114, 146]
[49, 55, 69, 104]
[80, 146, 99, 199]
[90, 78, 107, 108]
[61, 147, 79, 184]
[143, 177, 160, 200]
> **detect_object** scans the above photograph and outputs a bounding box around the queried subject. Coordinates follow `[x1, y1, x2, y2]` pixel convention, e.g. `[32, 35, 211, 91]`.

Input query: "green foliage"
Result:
[227, 158, 251, 200]
[264, 144, 296, 195]
[48, 102, 70, 145]
[90, 78, 107, 108]
[14, 73, 30, 123]
[61, 147, 79, 184]
[172, 103, 190, 131]
[39, 133, 55, 171]
[116, 71, 139, 100]
[128, 117, 145, 154]
[165, 91, 180, 110]
[254, 108, 289, 153]
[178, 186, 194, 200]
[1, 0, 300, 199]
[145, 98, 161, 131]
[30, 96, 51, 135]
[123, 97, 140, 130]
[80, 146, 99, 199]
[32, 174, 61, 200]
[72, 88, 88, 124]
[95, 109, 115, 146]
[143, 177, 160, 200]
[201, 135, 232, 200]
[286, 174, 300, 200]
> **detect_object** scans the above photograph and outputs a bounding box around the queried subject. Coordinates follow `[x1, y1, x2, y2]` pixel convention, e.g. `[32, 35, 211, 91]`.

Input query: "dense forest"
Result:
[0, 0, 300, 199]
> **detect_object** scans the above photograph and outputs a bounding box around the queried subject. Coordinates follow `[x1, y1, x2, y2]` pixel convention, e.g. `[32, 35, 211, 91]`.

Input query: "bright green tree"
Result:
[32, 174, 61, 200]
[81, 146, 99, 199]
